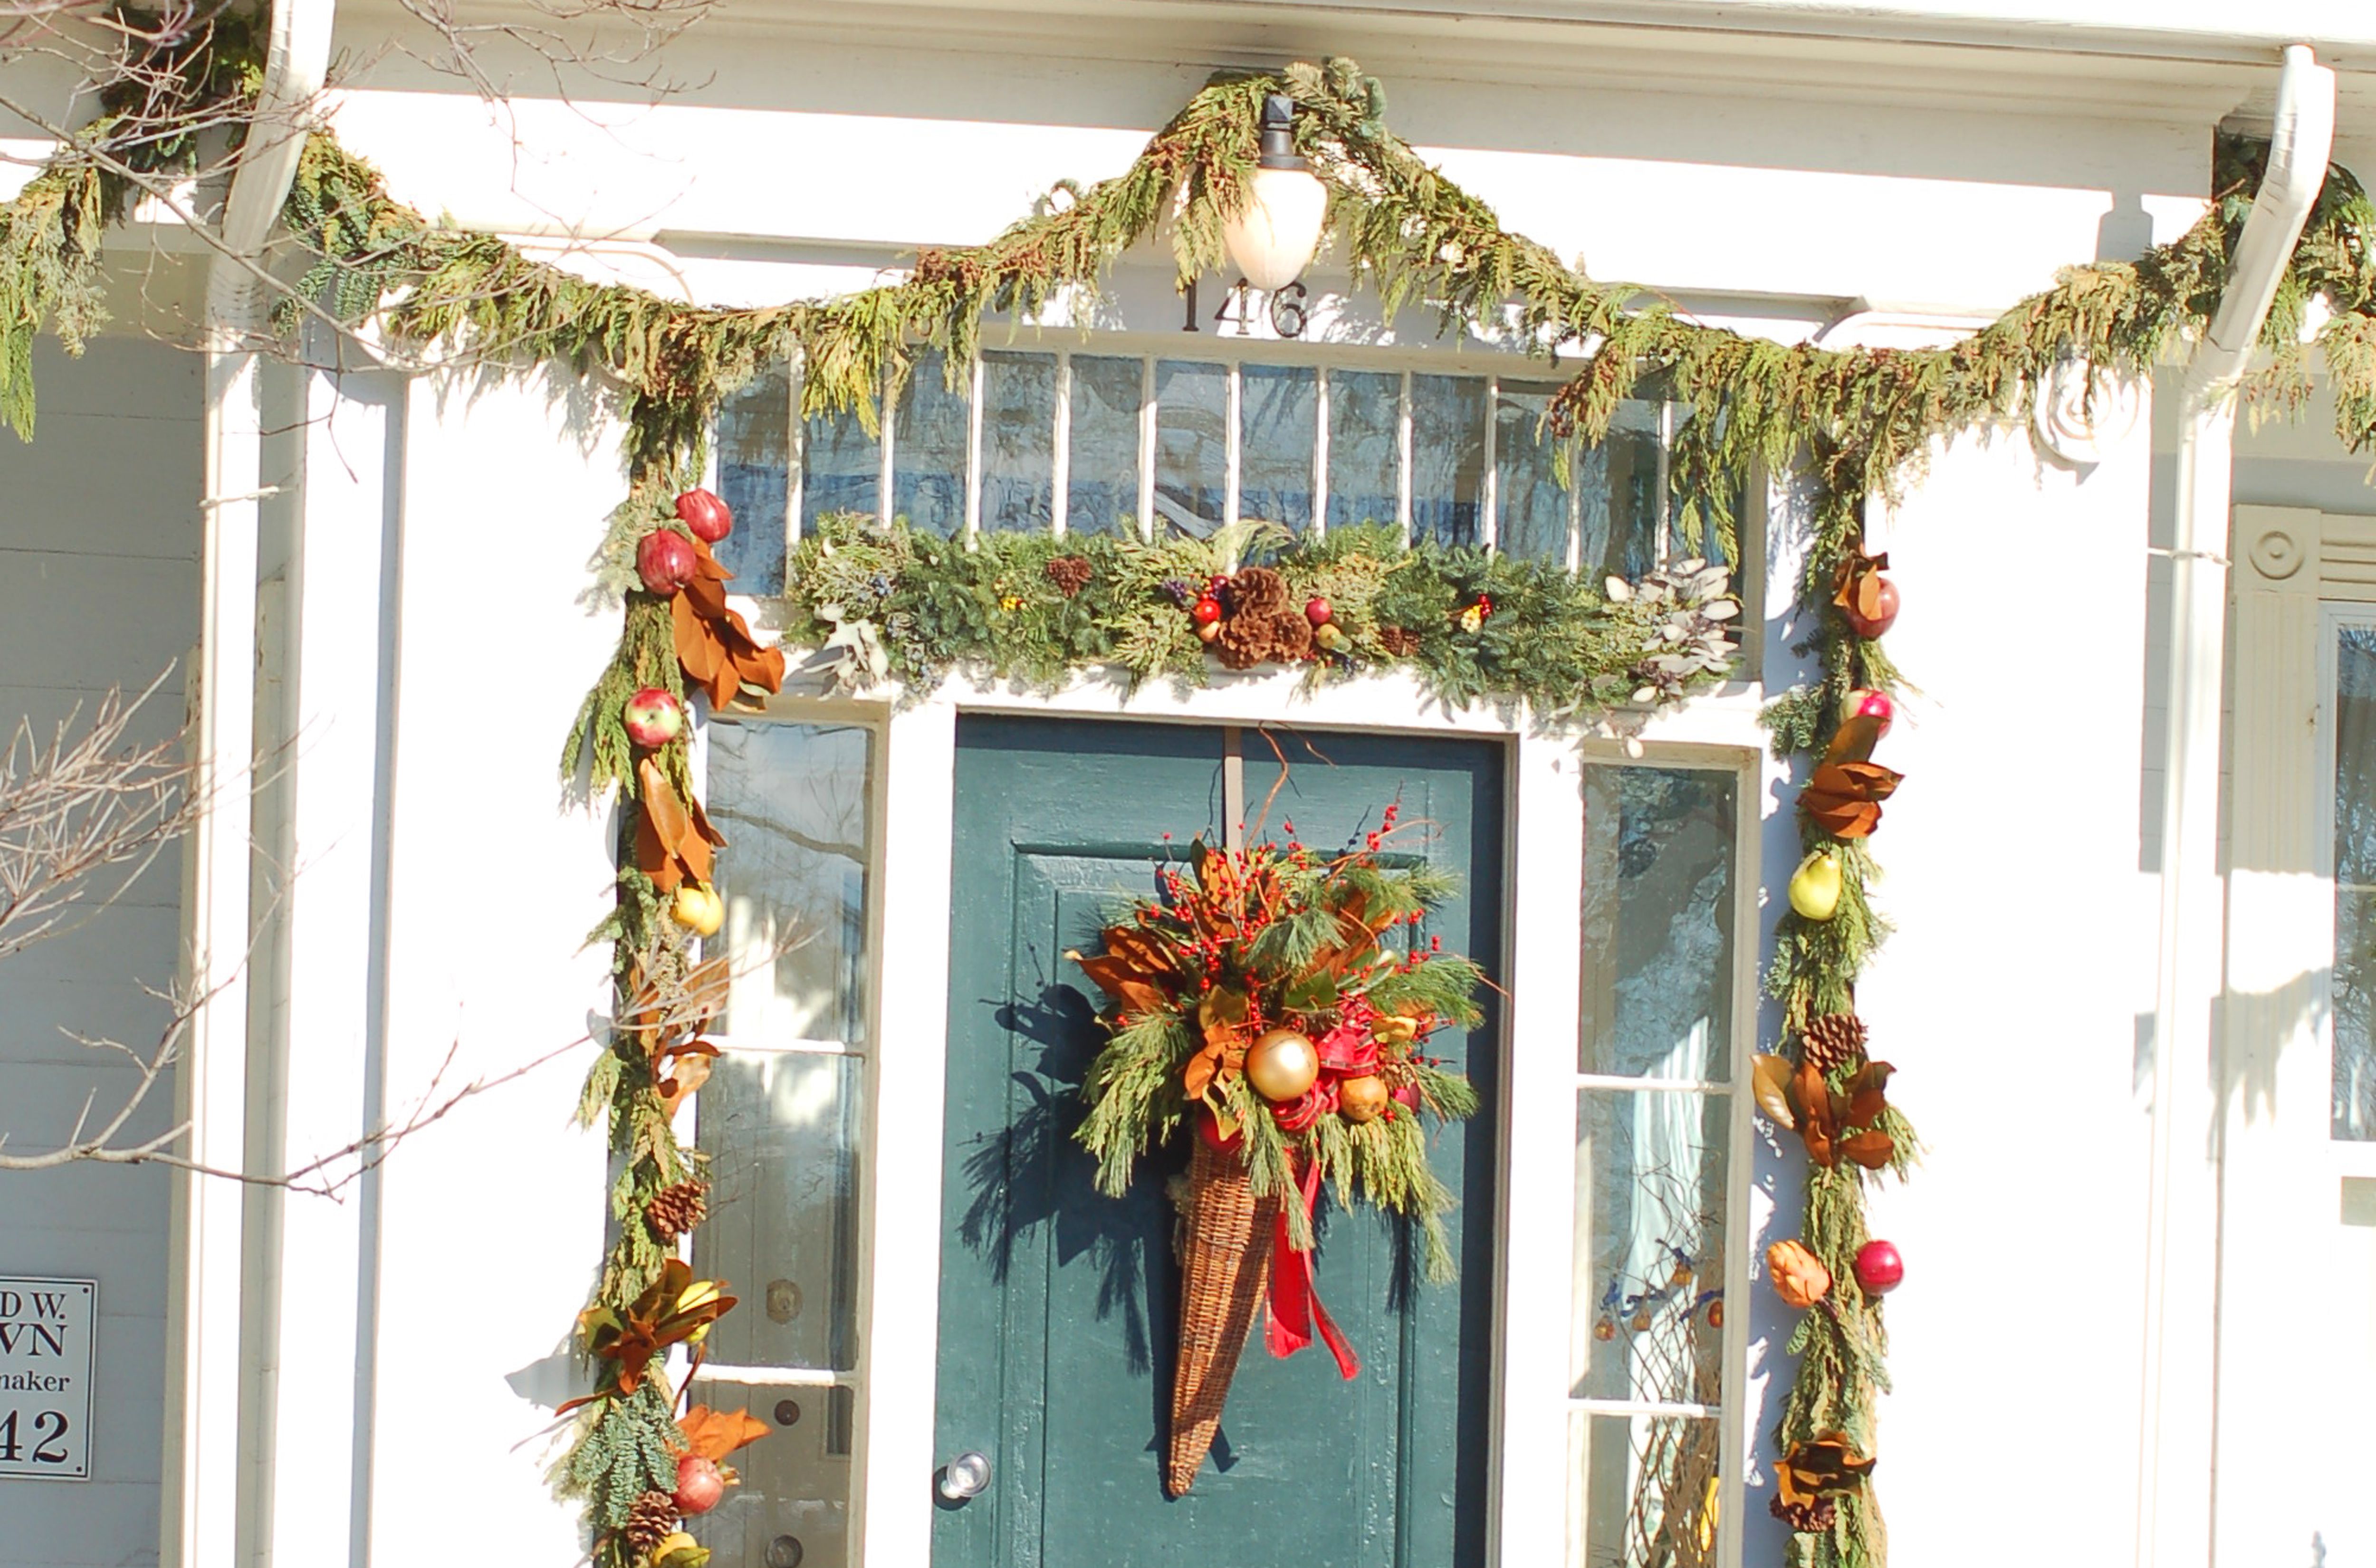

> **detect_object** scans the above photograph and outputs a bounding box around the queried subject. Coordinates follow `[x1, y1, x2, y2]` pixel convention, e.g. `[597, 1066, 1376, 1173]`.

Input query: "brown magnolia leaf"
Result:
[1751, 1054, 1797, 1129]
[1777, 1432, 1876, 1506]
[1801, 760, 1904, 840]
[659, 1049, 714, 1117]
[1823, 713, 1886, 767]
[1792, 1058, 1839, 1167]
[674, 593, 734, 709]
[1198, 988, 1249, 1031]
[1072, 954, 1169, 1018]
[1837, 1130, 1897, 1169]
[1843, 1061, 1894, 1127]
[1102, 927, 1174, 980]
[1831, 548, 1891, 622]
[679, 1404, 769, 1462]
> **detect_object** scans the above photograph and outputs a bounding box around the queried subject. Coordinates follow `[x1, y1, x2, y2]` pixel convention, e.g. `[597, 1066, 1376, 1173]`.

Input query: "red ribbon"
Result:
[1266, 1158, 1360, 1379]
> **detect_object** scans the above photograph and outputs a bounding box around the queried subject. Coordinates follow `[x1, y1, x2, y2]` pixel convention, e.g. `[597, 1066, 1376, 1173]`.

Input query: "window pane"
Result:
[1570, 1090, 1728, 1404]
[717, 368, 790, 595]
[2337, 624, 2376, 1139]
[800, 398, 879, 530]
[1326, 369, 1401, 531]
[686, 1377, 853, 1568]
[1153, 359, 1226, 536]
[891, 349, 967, 536]
[1566, 1410, 1720, 1568]
[709, 723, 874, 1048]
[695, 1052, 865, 1373]
[1581, 765, 1737, 1080]
[1496, 379, 1569, 564]
[1239, 363, 1316, 532]
[1411, 373, 1486, 548]
[1578, 399, 1663, 580]
[1066, 354, 1141, 536]
[982, 351, 1055, 533]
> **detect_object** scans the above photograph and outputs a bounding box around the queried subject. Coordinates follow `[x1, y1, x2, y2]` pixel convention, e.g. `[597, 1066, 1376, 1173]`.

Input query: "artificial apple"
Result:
[1304, 596, 1334, 626]
[671, 881, 725, 937]
[1190, 595, 1224, 627]
[1842, 577, 1900, 639]
[1844, 688, 1895, 736]
[638, 529, 699, 596]
[623, 687, 685, 749]
[674, 1454, 728, 1516]
[1852, 1238, 1904, 1294]
[674, 488, 734, 544]
[1194, 1107, 1243, 1151]
[1788, 849, 1843, 922]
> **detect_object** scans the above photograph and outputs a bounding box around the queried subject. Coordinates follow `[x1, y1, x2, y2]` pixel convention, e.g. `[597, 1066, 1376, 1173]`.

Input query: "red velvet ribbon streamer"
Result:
[1266, 1158, 1360, 1379]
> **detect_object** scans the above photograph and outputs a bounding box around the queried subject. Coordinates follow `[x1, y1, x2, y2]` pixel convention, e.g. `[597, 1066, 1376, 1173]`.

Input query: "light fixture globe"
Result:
[1222, 93, 1327, 293]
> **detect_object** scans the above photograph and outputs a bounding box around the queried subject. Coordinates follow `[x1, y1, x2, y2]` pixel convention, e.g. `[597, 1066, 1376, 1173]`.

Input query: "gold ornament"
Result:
[1787, 850, 1842, 921]
[1337, 1074, 1389, 1123]
[1245, 1028, 1320, 1101]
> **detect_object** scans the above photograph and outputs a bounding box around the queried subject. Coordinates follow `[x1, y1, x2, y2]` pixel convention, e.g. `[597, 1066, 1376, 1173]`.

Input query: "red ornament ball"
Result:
[674, 487, 734, 544]
[673, 1454, 726, 1516]
[638, 529, 699, 596]
[1842, 578, 1900, 639]
[1190, 595, 1224, 627]
[1852, 1239, 1904, 1295]
[1304, 596, 1334, 627]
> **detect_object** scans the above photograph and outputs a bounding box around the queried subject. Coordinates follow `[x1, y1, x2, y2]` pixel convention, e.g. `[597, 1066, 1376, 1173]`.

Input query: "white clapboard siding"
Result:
[0, 336, 198, 1568]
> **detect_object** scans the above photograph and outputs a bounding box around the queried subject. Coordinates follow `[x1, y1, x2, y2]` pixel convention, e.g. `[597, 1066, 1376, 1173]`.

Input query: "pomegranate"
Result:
[638, 529, 699, 596]
[674, 488, 734, 544]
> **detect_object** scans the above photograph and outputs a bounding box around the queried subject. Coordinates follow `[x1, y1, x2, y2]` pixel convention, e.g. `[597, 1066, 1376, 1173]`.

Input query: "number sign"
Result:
[0, 1278, 94, 1480]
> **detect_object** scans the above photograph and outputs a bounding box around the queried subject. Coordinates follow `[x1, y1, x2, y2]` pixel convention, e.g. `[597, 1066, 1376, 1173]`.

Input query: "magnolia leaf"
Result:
[1837, 1129, 1897, 1169]
[1198, 987, 1249, 1031]
[1750, 1053, 1796, 1128]
[1281, 969, 1341, 1013]
[678, 1404, 769, 1462]
[1801, 760, 1904, 840]
[1822, 713, 1886, 766]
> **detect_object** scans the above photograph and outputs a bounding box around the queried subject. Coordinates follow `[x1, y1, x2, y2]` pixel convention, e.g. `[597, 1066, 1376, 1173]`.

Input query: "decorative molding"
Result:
[2031, 360, 2142, 467]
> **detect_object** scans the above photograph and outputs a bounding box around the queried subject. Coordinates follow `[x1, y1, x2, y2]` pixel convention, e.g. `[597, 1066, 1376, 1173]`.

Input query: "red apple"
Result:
[623, 687, 685, 748]
[1194, 1108, 1242, 1151]
[1391, 1081, 1421, 1110]
[1304, 596, 1334, 627]
[674, 488, 734, 544]
[639, 529, 699, 596]
[1842, 578, 1900, 639]
[1190, 595, 1223, 627]
[1845, 688, 1894, 736]
[674, 1453, 726, 1516]
[1852, 1238, 1904, 1295]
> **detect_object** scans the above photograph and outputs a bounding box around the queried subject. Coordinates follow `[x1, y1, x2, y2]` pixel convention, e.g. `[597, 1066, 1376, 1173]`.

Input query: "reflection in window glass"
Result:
[1240, 363, 1316, 532]
[2336, 625, 2376, 1139]
[1579, 400, 1663, 580]
[1327, 369, 1401, 531]
[708, 722, 873, 1047]
[1497, 379, 1569, 564]
[1067, 354, 1141, 536]
[687, 1377, 853, 1568]
[1411, 373, 1487, 547]
[1580, 766, 1737, 1080]
[893, 349, 968, 536]
[716, 368, 790, 595]
[1154, 360, 1227, 536]
[982, 351, 1055, 533]
[1569, 1090, 1728, 1405]
[801, 400, 879, 530]
[1566, 1411, 1720, 1568]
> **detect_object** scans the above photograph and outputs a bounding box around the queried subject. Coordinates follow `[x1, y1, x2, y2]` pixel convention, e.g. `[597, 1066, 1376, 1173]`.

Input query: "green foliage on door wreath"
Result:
[9, 17, 2376, 1565]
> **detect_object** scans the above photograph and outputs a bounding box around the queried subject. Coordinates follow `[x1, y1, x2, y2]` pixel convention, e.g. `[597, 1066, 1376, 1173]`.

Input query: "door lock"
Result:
[936, 1450, 992, 1502]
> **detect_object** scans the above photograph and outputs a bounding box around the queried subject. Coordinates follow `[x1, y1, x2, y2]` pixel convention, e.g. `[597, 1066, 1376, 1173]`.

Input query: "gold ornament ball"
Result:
[1337, 1074, 1389, 1123]
[1245, 1028, 1321, 1101]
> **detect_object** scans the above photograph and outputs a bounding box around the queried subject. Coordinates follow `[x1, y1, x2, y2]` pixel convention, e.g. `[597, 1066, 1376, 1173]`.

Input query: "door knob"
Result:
[936, 1450, 992, 1501]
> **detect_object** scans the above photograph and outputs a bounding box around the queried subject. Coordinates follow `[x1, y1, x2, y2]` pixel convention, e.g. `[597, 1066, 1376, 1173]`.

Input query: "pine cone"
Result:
[1801, 1013, 1867, 1073]
[624, 1490, 679, 1555]
[1044, 555, 1092, 598]
[1227, 565, 1290, 617]
[1376, 624, 1419, 657]
[645, 1179, 709, 1243]
[1212, 609, 1313, 670]
[1768, 1493, 1838, 1533]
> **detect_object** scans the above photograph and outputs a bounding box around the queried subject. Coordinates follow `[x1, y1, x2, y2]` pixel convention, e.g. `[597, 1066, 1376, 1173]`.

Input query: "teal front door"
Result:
[933, 716, 1502, 1567]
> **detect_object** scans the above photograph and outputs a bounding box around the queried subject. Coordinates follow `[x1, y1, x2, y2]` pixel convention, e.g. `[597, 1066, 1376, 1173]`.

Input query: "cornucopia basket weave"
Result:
[1166, 1135, 1281, 1496]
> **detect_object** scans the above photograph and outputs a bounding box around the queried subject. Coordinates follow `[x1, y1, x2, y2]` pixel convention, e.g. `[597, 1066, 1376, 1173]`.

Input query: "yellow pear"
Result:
[1787, 850, 1843, 922]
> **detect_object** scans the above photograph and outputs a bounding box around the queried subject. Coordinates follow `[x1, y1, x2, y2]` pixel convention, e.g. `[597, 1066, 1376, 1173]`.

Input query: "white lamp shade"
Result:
[1222, 165, 1329, 293]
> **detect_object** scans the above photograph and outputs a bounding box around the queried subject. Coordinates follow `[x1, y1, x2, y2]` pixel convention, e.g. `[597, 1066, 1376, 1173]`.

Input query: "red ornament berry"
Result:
[638, 529, 699, 596]
[674, 1454, 726, 1516]
[1852, 1239, 1904, 1295]
[1190, 595, 1224, 627]
[1304, 596, 1334, 627]
[674, 487, 734, 544]
[1842, 578, 1900, 639]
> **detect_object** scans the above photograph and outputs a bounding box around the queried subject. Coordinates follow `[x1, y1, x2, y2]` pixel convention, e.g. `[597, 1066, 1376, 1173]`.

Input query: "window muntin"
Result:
[693, 719, 877, 1568]
[1569, 762, 1742, 1568]
[2334, 622, 2376, 1140]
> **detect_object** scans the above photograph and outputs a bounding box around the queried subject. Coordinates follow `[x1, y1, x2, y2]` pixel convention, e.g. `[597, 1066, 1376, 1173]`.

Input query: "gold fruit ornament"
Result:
[671, 881, 725, 937]
[1336, 1074, 1389, 1123]
[1245, 1028, 1321, 1101]
[1787, 849, 1842, 922]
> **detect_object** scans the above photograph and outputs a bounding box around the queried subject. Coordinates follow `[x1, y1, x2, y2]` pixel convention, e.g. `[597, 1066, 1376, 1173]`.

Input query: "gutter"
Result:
[2135, 40, 2334, 1568]
[167, 2, 335, 1565]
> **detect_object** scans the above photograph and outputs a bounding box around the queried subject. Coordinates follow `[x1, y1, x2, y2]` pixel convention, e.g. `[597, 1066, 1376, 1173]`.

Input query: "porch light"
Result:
[1222, 92, 1328, 293]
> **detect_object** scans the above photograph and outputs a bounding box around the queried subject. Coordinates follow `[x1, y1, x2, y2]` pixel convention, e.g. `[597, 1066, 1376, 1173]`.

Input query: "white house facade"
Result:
[2, 4, 2375, 1568]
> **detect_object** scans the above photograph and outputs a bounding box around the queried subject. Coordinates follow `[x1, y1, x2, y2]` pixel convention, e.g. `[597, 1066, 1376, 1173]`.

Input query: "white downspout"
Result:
[166, 3, 335, 1565]
[2136, 41, 2334, 1568]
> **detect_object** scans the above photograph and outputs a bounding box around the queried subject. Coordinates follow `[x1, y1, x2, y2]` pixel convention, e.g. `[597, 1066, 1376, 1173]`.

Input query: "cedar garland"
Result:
[4, 33, 2376, 1568]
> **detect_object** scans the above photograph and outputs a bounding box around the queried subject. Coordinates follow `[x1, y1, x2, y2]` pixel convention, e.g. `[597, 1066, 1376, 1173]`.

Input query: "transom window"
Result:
[712, 345, 1704, 596]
